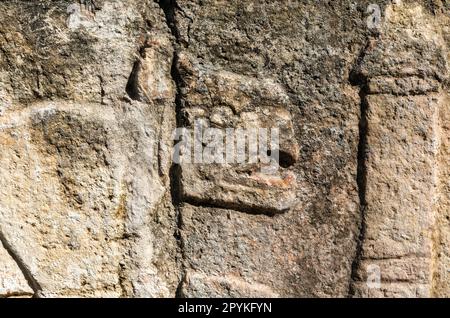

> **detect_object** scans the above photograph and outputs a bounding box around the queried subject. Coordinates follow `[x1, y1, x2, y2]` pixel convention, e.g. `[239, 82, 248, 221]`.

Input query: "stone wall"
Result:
[0, 0, 448, 298]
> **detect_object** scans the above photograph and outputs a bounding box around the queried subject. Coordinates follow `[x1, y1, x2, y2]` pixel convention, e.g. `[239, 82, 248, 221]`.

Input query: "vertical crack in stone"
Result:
[347, 38, 373, 297]
[155, 0, 187, 298]
[349, 93, 369, 297]
[157, 0, 180, 41]
[98, 74, 105, 104]
[0, 230, 42, 297]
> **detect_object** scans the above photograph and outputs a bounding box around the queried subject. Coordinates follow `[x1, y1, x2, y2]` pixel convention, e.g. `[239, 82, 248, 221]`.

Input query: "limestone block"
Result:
[0, 241, 33, 298]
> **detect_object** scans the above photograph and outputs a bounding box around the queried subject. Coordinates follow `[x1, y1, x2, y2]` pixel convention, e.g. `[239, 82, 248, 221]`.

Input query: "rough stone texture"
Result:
[349, 2, 449, 298]
[0, 101, 178, 297]
[0, 0, 179, 297]
[436, 88, 450, 297]
[176, 51, 300, 214]
[0, 0, 448, 298]
[0, 241, 33, 298]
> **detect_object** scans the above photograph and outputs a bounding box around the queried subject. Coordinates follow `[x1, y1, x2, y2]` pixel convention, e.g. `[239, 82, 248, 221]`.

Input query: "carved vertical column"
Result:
[352, 3, 448, 297]
[435, 91, 450, 297]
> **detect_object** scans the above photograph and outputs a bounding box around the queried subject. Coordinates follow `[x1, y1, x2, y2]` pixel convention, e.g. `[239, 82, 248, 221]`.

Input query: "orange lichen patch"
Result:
[249, 171, 296, 188]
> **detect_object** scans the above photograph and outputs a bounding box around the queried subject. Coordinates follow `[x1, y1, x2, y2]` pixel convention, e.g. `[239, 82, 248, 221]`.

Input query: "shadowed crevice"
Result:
[348, 91, 369, 297]
[155, 0, 187, 298]
[347, 38, 372, 297]
[0, 230, 42, 298]
[182, 196, 286, 217]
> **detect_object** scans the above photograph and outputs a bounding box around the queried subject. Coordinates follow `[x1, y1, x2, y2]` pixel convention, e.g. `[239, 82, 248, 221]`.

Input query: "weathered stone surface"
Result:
[0, 241, 33, 298]
[435, 92, 450, 297]
[176, 51, 299, 214]
[180, 204, 355, 297]
[127, 33, 175, 103]
[171, 0, 365, 297]
[0, 0, 165, 105]
[360, 94, 440, 261]
[0, 0, 448, 298]
[0, 0, 179, 298]
[0, 101, 176, 297]
[350, 2, 449, 298]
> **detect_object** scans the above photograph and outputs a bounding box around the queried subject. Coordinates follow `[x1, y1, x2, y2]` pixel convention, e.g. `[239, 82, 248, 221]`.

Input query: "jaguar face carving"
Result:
[175, 52, 300, 215]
